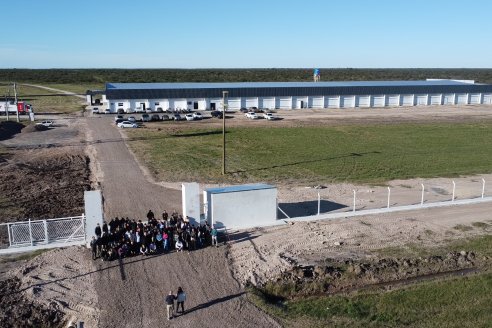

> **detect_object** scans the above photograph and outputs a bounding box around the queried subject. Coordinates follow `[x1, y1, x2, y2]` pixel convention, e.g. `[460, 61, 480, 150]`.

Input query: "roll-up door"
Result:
[401, 95, 414, 106]
[261, 98, 275, 109]
[278, 97, 291, 109]
[228, 98, 241, 110]
[311, 97, 324, 108]
[245, 98, 258, 108]
[386, 95, 400, 107]
[372, 95, 385, 107]
[340, 96, 355, 108]
[456, 94, 468, 104]
[356, 95, 370, 107]
[469, 94, 481, 104]
[430, 94, 442, 105]
[174, 99, 187, 109]
[416, 95, 428, 106]
[326, 96, 339, 108]
[483, 94, 492, 104]
[443, 94, 455, 105]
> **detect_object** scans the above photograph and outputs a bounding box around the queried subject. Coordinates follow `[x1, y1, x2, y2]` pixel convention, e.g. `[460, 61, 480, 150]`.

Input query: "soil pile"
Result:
[0, 121, 24, 141]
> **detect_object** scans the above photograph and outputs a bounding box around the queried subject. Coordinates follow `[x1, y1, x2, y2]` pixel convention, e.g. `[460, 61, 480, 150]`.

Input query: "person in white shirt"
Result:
[175, 239, 183, 252]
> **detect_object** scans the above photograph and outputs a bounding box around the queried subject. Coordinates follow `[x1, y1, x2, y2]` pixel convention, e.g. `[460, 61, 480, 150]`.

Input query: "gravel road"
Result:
[85, 115, 181, 219]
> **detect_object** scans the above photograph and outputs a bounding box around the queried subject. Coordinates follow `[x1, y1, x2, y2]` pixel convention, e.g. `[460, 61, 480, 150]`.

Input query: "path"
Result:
[20, 83, 86, 99]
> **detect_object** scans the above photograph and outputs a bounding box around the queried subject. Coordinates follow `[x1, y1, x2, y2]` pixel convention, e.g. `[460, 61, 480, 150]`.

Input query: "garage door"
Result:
[311, 97, 324, 108]
[416, 95, 428, 106]
[356, 95, 370, 107]
[456, 94, 468, 104]
[261, 98, 275, 109]
[173, 99, 187, 109]
[372, 95, 385, 107]
[430, 94, 442, 105]
[469, 94, 481, 104]
[401, 95, 414, 106]
[443, 94, 455, 105]
[228, 98, 241, 110]
[326, 96, 339, 108]
[278, 97, 291, 109]
[245, 98, 258, 109]
[386, 95, 399, 107]
[483, 94, 492, 104]
[340, 96, 355, 108]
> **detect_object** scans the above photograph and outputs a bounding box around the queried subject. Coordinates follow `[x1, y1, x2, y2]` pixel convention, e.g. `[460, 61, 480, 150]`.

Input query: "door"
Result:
[340, 96, 354, 108]
[483, 94, 492, 104]
[443, 94, 455, 105]
[371, 95, 385, 107]
[228, 98, 241, 110]
[278, 97, 291, 109]
[140, 103, 146, 111]
[245, 98, 257, 109]
[430, 94, 442, 105]
[401, 95, 414, 106]
[326, 96, 339, 108]
[386, 95, 399, 107]
[469, 94, 481, 104]
[193, 102, 199, 110]
[456, 94, 468, 104]
[311, 97, 324, 108]
[416, 95, 428, 106]
[261, 98, 275, 109]
[356, 96, 370, 107]
[210, 103, 216, 110]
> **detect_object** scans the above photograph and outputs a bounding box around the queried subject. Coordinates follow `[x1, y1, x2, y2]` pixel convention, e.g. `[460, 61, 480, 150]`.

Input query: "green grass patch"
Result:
[250, 272, 492, 328]
[127, 122, 492, 184]
[0, 249, 49, 264]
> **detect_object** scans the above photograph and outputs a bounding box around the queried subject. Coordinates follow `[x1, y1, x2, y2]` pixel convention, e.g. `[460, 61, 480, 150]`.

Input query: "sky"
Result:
[2, 0, 492, 68]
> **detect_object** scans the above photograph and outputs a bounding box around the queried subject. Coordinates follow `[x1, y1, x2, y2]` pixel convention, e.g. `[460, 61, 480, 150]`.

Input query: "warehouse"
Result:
[91, 80, 492, 113]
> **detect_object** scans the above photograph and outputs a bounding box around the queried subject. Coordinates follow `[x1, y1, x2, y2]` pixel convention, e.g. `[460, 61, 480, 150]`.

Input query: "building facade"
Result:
[90, 80, 492, 113]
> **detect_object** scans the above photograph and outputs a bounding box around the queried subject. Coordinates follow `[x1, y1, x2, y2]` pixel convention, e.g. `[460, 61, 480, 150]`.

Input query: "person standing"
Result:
[90, 236, 98, 260]
[95, 223, 102, 239]
[176, 287, 187, 314]
[211, 226, 218, 247]
[165, 291, 176, 320]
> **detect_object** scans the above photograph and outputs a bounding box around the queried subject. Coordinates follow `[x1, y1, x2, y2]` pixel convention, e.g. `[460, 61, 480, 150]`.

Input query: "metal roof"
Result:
[107, 80, 471, 90]
[205, 184, 275, 194]
[104, 80, 492, 100]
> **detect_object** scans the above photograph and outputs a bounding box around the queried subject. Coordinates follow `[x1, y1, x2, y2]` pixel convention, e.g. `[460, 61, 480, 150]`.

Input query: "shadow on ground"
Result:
[278, 200, 347, 218]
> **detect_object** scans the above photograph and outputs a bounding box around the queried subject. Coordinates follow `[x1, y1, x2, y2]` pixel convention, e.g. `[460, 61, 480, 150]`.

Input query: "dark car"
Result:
[240, 108, 248, 113]
[161, 114, 171, 121]
[173, 113, 182, 121]
[211, 110, 223, 118]
[114, 118, 125, 125]
[151, 114, 161, 121]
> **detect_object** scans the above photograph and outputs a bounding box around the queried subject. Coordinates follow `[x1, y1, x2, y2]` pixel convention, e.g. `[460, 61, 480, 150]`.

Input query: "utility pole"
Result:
[14, 82, 19, 122]
[222, 90, 228, 175]
[5, 87, 10, 121]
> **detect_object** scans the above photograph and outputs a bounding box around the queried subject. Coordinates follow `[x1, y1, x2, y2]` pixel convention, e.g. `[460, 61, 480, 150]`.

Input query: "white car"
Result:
[92, 107, 99, 114]
[263, 112, 278, 120]
[192, 112, 203, 120]
[117, 121, 138, 128]
[185, 113, 195, 121]
[245, 112, 258, 119]
[36, 120, 54, 127]
[104, 109, 111, 114]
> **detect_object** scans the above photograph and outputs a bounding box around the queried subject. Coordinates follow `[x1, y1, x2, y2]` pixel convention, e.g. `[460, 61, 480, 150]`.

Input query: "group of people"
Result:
[90, 209, 220, 261]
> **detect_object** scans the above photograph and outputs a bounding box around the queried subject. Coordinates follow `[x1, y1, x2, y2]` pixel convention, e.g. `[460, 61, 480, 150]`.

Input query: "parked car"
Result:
[185, 113, 195, 121]
[114, 118, 125, 125]
[104, 109, 111, 114]
[263, 112, 279, 120]
[128, 116, 137, 123]
[192, 112, 203, 120]
[114, 115, 125, 122]
[173, 114, 183, 121]
[117, 108, 125, 114]
[151, 114, 161, 121]
[117, 121, 138, 128]
[210, 110, 222, 118]
[92, 107, 99, 114]
[161, 114, 171, 121]
[141, 114, 151, 122]
[245, 112, 258, 119]
[240, 108, 248, 113]
[36, 120, 54, 127]
[156, 107, 164, 113]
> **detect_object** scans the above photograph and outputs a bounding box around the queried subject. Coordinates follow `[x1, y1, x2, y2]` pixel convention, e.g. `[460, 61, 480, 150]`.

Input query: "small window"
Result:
[154, 102, 160, 105]
[118, 102, 124, 106]
[187, 101, 192, 105]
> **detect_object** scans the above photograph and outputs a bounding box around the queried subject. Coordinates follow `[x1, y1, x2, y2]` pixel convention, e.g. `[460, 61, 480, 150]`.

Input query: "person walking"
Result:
[165, 291, 176, 320]
[176, 287, 187, 314]
[211, 225, 218, 247]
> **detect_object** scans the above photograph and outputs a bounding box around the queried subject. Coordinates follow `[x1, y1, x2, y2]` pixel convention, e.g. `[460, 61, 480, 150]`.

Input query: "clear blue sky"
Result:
[2, 0, 491, 68]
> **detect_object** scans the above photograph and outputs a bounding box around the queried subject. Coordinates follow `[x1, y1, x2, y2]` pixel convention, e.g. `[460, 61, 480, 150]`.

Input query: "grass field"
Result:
[127, 122, 492, 184]
[249, 271, 492, 328]
[0, 84, 85, 114]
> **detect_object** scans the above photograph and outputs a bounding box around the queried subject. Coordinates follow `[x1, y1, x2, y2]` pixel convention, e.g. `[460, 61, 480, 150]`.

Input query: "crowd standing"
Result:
[90, 209, 220, 262]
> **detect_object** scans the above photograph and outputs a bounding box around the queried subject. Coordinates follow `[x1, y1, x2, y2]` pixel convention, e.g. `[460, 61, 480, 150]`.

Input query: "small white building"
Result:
[204, 184, 277, 230]
[89, 80, 492, 113]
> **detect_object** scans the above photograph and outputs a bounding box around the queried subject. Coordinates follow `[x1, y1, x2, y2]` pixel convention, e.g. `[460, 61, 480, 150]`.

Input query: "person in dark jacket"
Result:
[95, 223, 102, 239]
[90, 236, 97, 260]
[165, 291, 176, 320]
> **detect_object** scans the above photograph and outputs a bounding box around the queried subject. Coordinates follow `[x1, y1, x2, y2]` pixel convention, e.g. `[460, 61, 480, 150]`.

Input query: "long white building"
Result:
[87, 79, 492, 113]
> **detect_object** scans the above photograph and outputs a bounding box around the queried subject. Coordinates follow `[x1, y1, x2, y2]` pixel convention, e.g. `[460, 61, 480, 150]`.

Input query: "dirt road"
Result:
[85, 115, 182, 219]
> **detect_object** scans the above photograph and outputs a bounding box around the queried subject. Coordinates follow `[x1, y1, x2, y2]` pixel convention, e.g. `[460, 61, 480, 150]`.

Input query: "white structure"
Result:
[182, 182, 201, 226]
[89, 80, 492, 113]
[204, 184, 277, 230]
[84, 190, 103, 247]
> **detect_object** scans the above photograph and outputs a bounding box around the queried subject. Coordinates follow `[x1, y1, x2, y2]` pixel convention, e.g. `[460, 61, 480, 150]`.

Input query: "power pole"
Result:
[14, 82, 19, 122]
[222, 90, 228, 175]
[6, 87, 10, 121]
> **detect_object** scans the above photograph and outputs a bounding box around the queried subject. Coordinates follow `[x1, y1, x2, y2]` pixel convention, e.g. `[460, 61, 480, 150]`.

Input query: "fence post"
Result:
[482, 178, 486, 199]
[317, 192, 321, 215]
[28, 219, 33, 246]
[387, 187, 391, 209]
[353, 190, 356, 212]
[421, 184, 425, 206]
[7, 223, 12, 247]
[452, 180, 456, 202]
[44, 220, 49, 244]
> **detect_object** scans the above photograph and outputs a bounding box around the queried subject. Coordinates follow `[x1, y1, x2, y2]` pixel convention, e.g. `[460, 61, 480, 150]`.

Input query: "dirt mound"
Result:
[0, 149, 91, 223]
[0, 121, 24, 140]
[21, 124, 48, 133]
[0, 277, 65, 328]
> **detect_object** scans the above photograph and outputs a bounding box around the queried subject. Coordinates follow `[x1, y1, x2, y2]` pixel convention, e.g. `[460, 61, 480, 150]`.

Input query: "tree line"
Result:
[1, 68, 492, 84]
